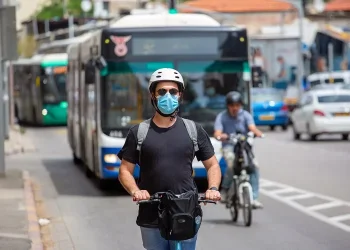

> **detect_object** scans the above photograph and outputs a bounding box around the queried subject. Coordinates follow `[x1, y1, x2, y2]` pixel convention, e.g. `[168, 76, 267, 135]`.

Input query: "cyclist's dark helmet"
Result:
[226, 91, 242, 105]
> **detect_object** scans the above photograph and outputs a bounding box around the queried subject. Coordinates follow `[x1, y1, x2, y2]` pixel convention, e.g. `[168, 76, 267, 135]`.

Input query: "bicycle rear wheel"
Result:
[242, 186, 252, 227]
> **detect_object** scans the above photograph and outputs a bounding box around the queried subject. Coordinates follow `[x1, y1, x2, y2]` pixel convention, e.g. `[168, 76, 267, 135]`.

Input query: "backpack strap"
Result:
[181, 118, 199, 152]
[136, 118, 151, 165]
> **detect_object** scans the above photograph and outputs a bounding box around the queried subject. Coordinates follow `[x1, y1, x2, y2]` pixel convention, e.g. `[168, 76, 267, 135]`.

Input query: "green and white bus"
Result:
[67, 12, 251, 188]
[11, 53, 68, 125]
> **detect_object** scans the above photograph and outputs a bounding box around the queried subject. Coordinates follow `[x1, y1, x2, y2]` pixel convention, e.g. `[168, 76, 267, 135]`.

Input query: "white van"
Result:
[307, 71, 350, 88]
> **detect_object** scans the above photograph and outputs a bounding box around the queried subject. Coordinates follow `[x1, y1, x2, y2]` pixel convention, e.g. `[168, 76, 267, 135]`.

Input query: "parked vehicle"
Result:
[251, 88, 289, 131]
[291, 89, 350, 141]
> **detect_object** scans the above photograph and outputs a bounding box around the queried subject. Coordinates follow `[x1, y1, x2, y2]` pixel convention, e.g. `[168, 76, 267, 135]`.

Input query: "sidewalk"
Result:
[5, 125, 36, 156]
[1, 127, 43, 250]
[0, 169, 31, 250]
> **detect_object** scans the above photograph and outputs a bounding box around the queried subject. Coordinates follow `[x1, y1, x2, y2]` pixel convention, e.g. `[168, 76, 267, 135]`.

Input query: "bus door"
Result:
[78, 59, 86, 163]
[23, 65, 34, 123]
[32, 66, 42, 123]
[73, 60, 82, 159]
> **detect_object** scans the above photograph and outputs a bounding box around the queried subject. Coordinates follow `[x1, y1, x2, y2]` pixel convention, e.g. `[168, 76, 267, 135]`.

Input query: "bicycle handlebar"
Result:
[134, 193, 217, 205]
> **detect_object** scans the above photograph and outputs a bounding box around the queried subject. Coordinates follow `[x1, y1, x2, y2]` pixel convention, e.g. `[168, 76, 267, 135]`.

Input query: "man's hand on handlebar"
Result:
[205, 189, 221, 202]
[216, 133, 229, 141]
[132, 190, 151, 201]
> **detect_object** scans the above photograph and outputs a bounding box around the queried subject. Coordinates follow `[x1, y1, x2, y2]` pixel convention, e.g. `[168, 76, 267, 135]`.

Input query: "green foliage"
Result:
[35, 0, 94, 20]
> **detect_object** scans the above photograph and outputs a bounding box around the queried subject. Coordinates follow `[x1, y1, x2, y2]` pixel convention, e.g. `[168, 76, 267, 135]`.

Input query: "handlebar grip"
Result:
[136, 200, 148, 205]
[199, 200, 217, 204]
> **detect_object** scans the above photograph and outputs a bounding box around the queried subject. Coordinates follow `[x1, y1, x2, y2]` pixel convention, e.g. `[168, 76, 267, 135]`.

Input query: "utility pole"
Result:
[0, 4, 17, 176]
[0, 0, 5, 177]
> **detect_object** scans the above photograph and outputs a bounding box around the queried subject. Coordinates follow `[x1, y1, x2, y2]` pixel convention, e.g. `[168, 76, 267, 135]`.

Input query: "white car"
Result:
[291, 89, 350, 141]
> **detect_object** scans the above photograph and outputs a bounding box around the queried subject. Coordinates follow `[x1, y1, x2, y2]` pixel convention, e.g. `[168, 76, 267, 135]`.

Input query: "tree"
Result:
[35, 0, 94, 20]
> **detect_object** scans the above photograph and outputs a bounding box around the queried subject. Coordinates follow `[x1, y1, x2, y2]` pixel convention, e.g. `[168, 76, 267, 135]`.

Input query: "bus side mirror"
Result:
[95, 56, 107, 70]
[85, 60, 95, 85]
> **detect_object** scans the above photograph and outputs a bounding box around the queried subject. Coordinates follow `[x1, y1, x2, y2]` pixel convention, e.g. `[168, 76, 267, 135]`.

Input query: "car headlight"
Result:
[104, 154, 119, 163]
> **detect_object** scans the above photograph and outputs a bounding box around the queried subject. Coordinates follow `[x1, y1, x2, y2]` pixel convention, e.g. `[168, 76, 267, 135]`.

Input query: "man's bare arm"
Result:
[248, 124, 263, 137]
[202, 156, 222, 189]
[118, 159, 140, 196]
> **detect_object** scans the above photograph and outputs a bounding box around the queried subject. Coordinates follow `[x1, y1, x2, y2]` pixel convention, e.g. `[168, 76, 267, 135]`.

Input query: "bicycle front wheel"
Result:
[242, 186, 252, 227]
[229, 194, 239, 222]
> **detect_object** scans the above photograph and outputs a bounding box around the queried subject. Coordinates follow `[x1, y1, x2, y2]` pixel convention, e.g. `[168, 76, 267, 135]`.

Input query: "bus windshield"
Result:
[101, 60, 249, 135]
[42, 66, 67, 103]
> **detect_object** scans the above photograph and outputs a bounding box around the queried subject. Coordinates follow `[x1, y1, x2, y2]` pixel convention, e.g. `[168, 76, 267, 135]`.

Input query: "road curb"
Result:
[23, 170, 44, 250]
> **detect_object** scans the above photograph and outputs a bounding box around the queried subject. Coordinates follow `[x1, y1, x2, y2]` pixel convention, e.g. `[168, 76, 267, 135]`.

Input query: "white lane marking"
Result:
[270, 187, 295, 195]
[308, 201, 343, 211]
[330, 214, 350, 222]
[286, 193, 314, 201]
[260, 178, 350, 233]
[260, 181, 278, 188]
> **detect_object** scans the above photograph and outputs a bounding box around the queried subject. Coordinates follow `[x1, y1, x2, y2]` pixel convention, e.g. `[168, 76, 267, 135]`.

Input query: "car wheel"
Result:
[292, 124, 300, 140]
[342, 134, 349, 141]
[281, 125, 288, 131]
[269, 125, 276, 131]
[307, 124, 317, 141]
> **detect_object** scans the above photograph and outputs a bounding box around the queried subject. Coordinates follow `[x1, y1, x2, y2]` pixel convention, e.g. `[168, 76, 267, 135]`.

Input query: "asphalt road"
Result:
[5, 126, 350, 250]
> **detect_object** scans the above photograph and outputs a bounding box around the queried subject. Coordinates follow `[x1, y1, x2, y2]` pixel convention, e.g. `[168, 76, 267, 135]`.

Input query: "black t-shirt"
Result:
[117, 117, 215, 228]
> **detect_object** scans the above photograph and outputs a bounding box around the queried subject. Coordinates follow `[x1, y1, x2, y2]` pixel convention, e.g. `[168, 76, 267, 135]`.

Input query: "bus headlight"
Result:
[42, 109, 48, 116]
[104, 154, 119, 163]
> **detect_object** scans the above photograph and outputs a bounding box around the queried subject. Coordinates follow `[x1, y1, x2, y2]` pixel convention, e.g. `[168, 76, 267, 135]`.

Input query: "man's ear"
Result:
[150, 93, 156, 100]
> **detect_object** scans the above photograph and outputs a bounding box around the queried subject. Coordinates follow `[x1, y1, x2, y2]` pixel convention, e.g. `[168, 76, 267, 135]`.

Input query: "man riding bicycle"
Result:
[118, 68, 222, 250]
[214, 91, 264, 209]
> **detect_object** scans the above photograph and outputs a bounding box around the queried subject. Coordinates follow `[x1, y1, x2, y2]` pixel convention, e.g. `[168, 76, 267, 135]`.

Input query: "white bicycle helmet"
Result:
[148, 68, 185, 92]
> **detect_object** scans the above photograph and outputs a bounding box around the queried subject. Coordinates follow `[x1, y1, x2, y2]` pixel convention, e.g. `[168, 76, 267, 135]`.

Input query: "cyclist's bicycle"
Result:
[224, 131, 262, 227]
[136, 192, 217, 250]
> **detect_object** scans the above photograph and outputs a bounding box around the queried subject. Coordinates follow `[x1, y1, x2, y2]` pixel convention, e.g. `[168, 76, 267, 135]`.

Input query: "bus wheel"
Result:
[96, 178, 110, 190]
[73, 153, 80, 165]
[85, 164, 94, 178]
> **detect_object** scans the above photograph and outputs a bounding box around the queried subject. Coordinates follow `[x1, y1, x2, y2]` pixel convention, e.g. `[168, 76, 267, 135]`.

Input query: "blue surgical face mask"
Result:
[157, 93, 179, 115]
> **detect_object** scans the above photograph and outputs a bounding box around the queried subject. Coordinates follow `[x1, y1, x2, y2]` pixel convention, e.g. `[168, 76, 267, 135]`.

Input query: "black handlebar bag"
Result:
[157, 190, 203, 241]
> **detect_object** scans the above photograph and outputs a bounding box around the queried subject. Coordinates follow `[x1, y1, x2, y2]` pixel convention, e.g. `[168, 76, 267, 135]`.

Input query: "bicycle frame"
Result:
[227, 133, 254, 207]
[236, 171, 253, 206]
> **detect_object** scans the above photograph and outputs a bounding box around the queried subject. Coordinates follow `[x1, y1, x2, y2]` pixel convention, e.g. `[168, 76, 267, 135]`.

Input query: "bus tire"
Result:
[73, 153, 80, 165]
[96, 178, 110, 190]
[85, 164, 94, 178]
[32, 108, 37, 125]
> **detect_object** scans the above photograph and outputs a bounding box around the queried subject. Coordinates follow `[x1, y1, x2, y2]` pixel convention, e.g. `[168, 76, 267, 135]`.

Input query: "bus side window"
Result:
[84, 60, 95, 85]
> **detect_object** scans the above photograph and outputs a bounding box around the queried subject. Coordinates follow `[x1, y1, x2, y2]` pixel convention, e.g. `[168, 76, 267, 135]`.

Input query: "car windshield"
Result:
[251, 89, 284, 102]
[317, 94, 350, 103]
[101, 60, 249, 135]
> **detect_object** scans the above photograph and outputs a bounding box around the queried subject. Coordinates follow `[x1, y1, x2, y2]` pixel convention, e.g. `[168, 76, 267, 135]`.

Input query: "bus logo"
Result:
[110, 35, 132, 57]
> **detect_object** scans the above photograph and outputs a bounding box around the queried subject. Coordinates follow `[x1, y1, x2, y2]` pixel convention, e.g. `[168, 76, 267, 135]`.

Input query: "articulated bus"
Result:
[36, 34, 95, 54]
[11, 53, 68, 125]
[67, 13, 251, 188]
